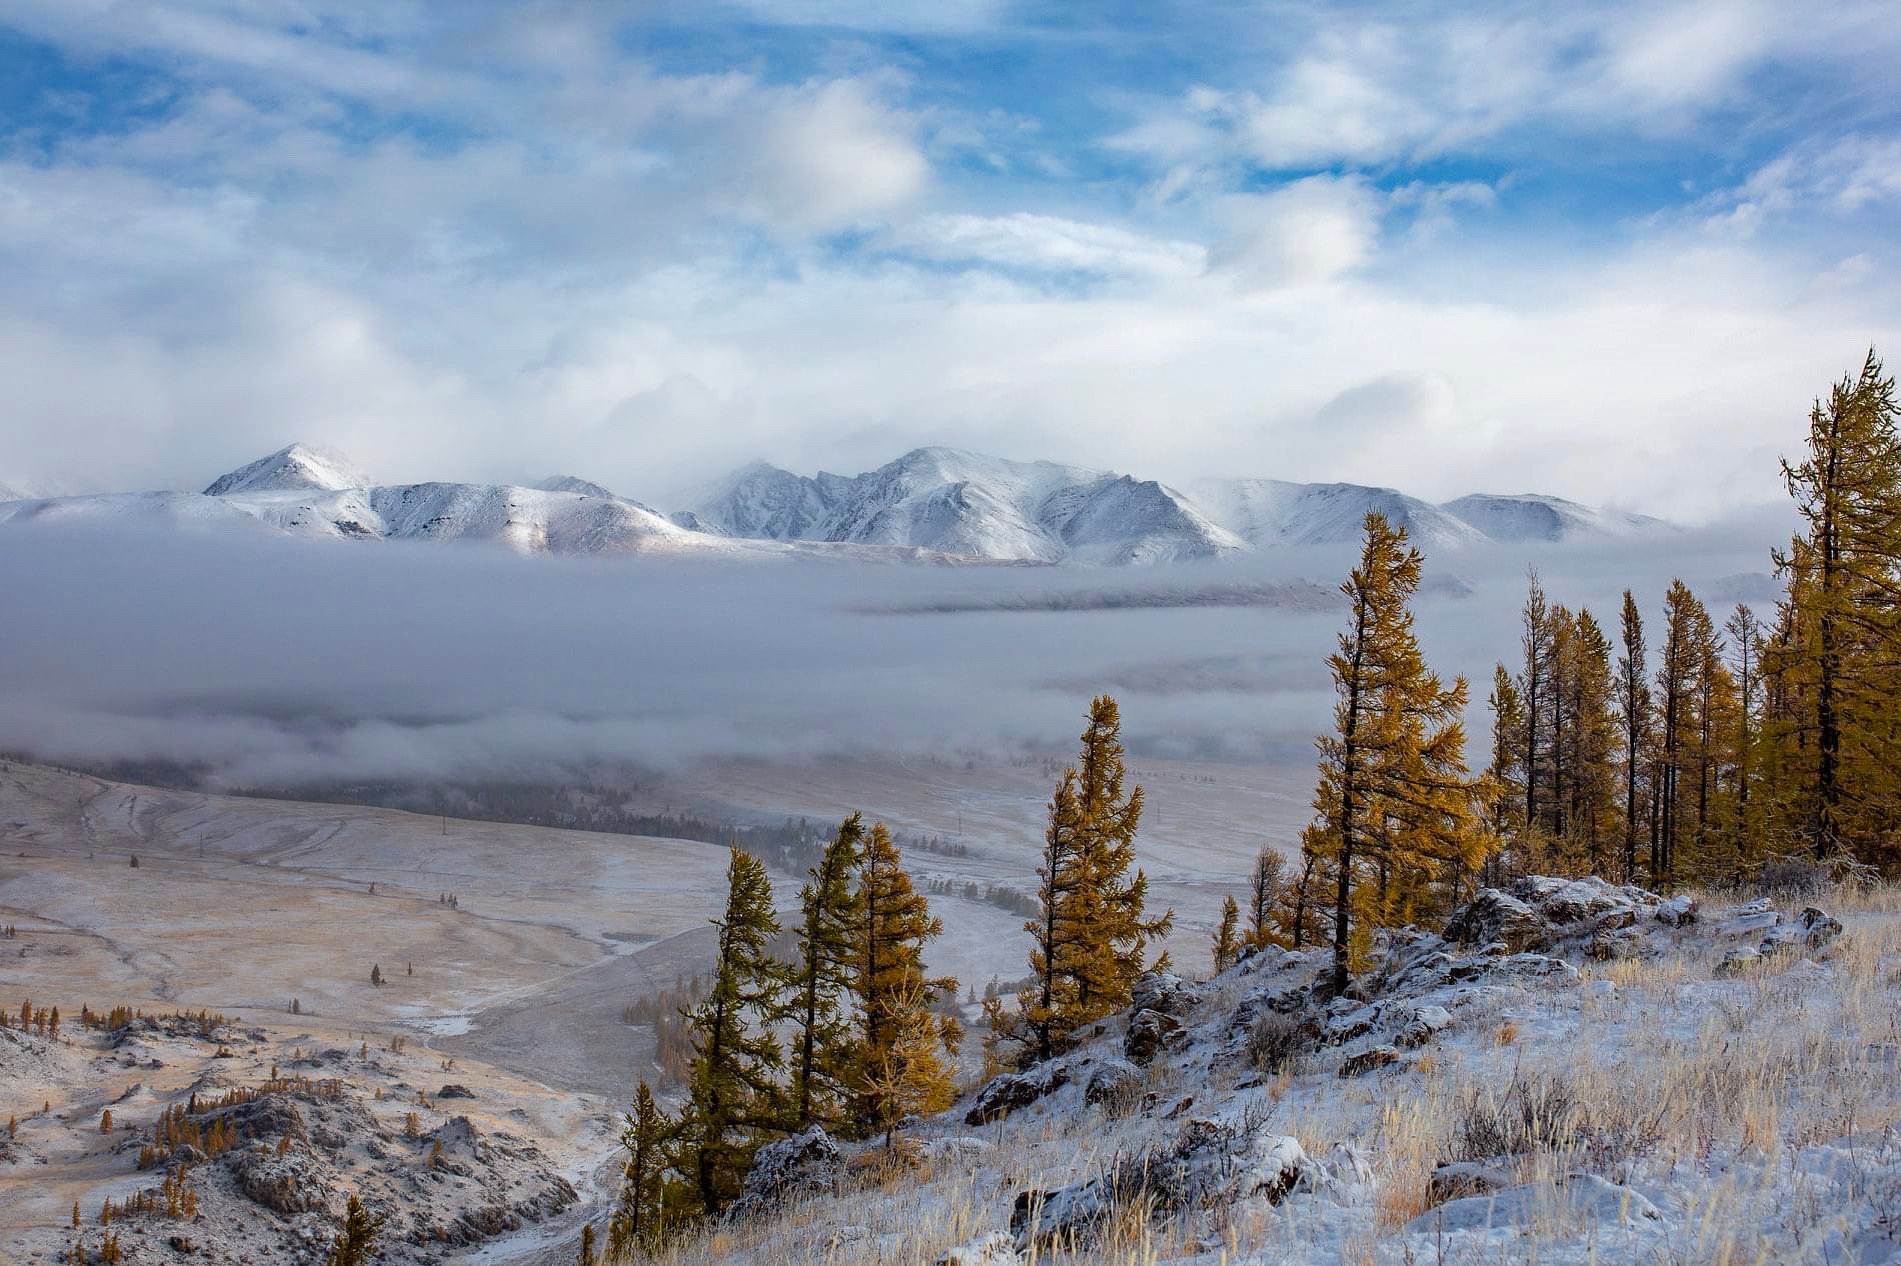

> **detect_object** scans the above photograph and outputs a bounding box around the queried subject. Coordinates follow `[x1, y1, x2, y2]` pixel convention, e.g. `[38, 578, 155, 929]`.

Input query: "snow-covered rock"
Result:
[1083, 1056, 1144, 1108]
[1011, 1116, 1311, 1248]
[966, 1060, 1071, 1125]
[729, 1126, 841, 1221]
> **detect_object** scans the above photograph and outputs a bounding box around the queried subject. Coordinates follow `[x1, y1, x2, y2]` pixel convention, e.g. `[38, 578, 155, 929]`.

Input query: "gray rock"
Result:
[966, 1061, 1070, 1126]
[1655, 894, 1698, 926]
[1124, 1007, 1181, 1065]
[1716, 946, 1763, 977]
[1444, 889, 1544, 952]
[1337, 1046, 1402, 1078]
[1083, 1056, 1144, 1108]
[1129, 971, 1206, 1017]
[728, 1126, 840, 1221]
[1012, 1117, 1309, 1248]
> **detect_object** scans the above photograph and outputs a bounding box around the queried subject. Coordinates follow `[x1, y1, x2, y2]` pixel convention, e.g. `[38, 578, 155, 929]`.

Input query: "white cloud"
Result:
[1209, 176, 1381, 288]
[881, 212, 1204, 280]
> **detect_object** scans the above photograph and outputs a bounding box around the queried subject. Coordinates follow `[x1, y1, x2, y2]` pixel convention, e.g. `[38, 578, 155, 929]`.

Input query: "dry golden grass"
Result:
[642, 880, 1901, 1266]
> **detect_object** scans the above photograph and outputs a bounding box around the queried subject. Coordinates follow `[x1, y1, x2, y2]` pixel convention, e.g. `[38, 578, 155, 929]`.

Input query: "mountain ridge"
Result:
[0, 442, 1671, 565]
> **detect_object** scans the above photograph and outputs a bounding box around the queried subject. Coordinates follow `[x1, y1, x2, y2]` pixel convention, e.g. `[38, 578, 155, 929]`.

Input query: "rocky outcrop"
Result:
[1123, 1008, 1181, 1064]
[966, 1060, 1070, 1125]
[1011, 1115, 1309, 1248]
[729, 1127, 841, 1221]
[1446, 877, 1660, 955]
[229, 1141, 338, 1215]
[1083, 1057, 1143, 1108]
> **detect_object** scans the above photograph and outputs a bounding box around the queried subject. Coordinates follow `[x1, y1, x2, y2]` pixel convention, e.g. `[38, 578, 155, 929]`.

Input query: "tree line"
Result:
[1274, 348, 1901, 996]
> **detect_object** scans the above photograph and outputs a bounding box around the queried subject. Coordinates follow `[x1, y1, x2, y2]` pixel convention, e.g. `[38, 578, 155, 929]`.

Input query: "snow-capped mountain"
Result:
[1438, 493, 1666, 542]
[201, 443, 370, 496]
[1185, 478, 1486, 550]
[0, 442, 1670, 565]
[691, 448, 1245, 564]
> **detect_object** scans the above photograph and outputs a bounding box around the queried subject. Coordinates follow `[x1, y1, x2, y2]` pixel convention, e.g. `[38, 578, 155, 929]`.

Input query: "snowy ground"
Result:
[651, 879, 1901, 1266]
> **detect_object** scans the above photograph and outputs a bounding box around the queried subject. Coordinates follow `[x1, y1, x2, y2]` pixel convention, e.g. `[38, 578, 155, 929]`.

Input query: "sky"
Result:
[1, 1, 1898, 518]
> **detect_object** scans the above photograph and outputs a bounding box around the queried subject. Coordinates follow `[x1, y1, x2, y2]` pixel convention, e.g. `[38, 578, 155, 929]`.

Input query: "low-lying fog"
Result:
[0, 513, 1790, 790]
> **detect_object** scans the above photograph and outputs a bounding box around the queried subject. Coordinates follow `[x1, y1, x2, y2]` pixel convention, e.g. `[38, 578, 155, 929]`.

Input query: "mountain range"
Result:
[0, 443, 1666, 565]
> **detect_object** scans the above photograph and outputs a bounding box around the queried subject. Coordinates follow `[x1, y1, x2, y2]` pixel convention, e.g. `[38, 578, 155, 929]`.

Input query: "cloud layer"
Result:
[0, 2, 1896, 518]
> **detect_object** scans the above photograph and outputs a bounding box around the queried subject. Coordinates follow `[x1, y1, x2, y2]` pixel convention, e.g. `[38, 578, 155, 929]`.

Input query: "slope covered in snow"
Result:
[693, 447, 1245, 564]
[202, 442, 371, 496]
[1186, 478, 1486, 550]
[1439, 493, 1668, 542]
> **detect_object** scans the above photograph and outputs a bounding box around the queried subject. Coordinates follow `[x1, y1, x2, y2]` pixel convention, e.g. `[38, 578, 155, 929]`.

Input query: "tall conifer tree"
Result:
[854, 823, 958, 1136]
[1301, 514, 1491, 995]
[1768, 350, 1901, 863]
[790, 814, 864, 1130]
[682, 849, 790, 1215]
[1616, 592, 1651, 884]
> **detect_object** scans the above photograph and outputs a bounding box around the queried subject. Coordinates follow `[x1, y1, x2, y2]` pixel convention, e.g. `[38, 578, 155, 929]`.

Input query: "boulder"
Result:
[1337, 1046, 1402, 1078]
[1444, 890, 1544, 952]
[966, 1061, 1070, 1126]
[933, 1232, 1022, 1266]
[436, 1083, 477, 1099]
[1394, 1004, 1452, 1049]
[1124, 1008, 1181, 1065]
[1654, 894, 1698, 927]
[1406, 1173, 1661, 1233]
[1083, 1057, 1144, 1109]
[1011, 1117, 1309, 1248]
[1129, 971, 1206, 1018]
[728, 1126, 840, 1221]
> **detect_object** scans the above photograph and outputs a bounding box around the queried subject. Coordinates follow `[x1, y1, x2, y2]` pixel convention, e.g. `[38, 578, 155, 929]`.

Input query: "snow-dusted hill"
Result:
[691, 447, 1659, 561]
[1185, 478, 1486, 550]
[1439, 492, 1666, 542]
[0, 442, 1670, 565]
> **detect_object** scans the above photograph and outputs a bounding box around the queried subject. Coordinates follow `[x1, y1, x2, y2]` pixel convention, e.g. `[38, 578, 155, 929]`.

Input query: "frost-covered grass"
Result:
[649, 880, 1901, 1266]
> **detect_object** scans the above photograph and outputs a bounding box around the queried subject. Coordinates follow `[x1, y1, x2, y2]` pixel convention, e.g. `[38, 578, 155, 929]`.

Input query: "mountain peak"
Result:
[533, 475, 618, 499]
[204, 443, 370, 496]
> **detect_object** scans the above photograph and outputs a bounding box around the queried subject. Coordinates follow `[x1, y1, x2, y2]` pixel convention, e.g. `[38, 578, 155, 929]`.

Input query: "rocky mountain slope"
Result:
[656, 874, 1900, 1266]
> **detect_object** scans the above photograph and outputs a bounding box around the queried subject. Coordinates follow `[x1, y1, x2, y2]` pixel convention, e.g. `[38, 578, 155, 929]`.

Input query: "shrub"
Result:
[1246, 1012, 1313, 1074]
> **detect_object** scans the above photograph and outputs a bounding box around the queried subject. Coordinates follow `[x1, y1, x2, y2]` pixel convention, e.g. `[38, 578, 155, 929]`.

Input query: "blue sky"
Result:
[1, 1, 1897, 517]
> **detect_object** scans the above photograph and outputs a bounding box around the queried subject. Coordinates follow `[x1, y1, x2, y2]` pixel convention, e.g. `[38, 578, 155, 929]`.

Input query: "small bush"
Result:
[1247, 1012, 1313, 1074]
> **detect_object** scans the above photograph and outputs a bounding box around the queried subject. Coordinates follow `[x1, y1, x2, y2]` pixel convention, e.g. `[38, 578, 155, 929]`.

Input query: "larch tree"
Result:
[1300, 513, 1492, 996]
[1616, 591, 1652, 884]
[1245, 846, 1287, 948]
[1653, 581, 1714, 886]
[1519, 571, 1552, 843]
[790, 813, 864, 1131]
[984, 770, 1085, 1067]
[606, 1082, 675, 1263]
[854, 823, 959, 1138]
[1484, 663, 1527, 882]
[682, 849, 791, 1216]
[1066, 696, 1172, 1021]
[1768, 350, 1901, 864]
[1563, 608, 1619, 874]
[1211, 896, 1241, 973]
[1725, 603, 1764, 858]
